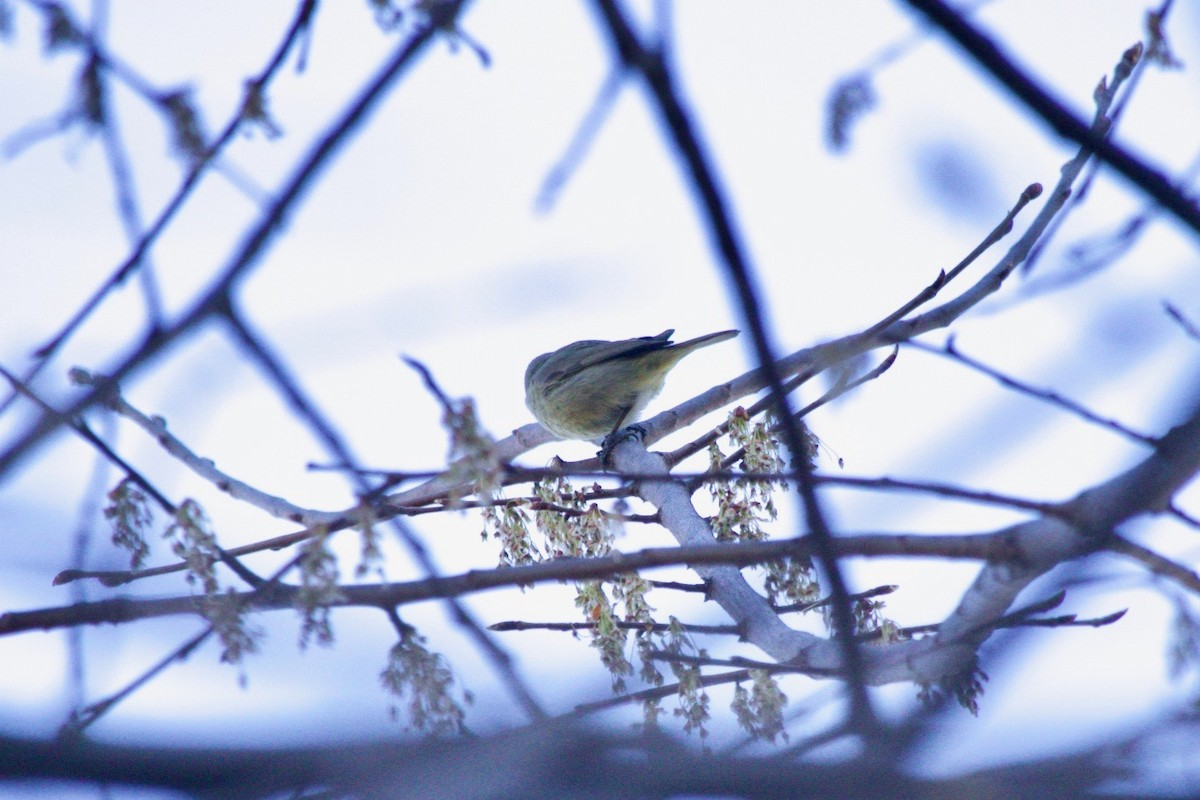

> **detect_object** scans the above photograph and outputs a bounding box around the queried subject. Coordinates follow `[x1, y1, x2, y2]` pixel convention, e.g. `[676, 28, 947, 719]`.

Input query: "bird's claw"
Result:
[599, 424, 648, 466]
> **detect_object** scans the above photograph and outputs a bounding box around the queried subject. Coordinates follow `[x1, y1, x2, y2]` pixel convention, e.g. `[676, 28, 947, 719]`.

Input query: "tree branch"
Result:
[901, 0, 1200, 239]
[589, 0, 874, 729]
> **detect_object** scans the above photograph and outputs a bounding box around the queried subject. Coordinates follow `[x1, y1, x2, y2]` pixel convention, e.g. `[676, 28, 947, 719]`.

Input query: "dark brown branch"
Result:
[63, 628, 212, 737]
[589, 0, 875, 730]
[489, 619, 737, 636]
[572, 668, 755, 715]
[901, 0, 1200, 239]
[491, 585, 901, 632]
[0, 721, 1148, 799]
[50, 459, 1067, 591]
[55, 460, 1067, 590]
[2, 530, 1028, 637]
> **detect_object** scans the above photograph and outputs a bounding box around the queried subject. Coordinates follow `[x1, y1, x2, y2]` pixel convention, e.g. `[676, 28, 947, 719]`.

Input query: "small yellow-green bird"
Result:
[524, 329, 739, 442]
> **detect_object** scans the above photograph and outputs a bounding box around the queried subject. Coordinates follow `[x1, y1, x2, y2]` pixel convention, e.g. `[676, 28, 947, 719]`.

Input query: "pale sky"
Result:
[1, 1, 1199, 792]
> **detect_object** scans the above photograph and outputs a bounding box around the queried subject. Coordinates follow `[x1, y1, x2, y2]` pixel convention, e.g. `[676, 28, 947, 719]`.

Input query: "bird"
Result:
[524, 328, 739, 442]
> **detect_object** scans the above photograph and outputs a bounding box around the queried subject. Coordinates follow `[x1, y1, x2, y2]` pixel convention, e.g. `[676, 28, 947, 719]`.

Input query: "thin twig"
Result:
[774, 584, 899, 615]
[902, 0, 1200, 239]
[6, 0, 319, 380]
[1164, 301, 1200, 343]
[906, 338, 1159, 446]
[1, 366, 269, 591]
[489, 619, 737, 635]
[0, 1, 466, 479]
[61, 627, 213, 737]
[572, 668, 755, 715]
[589, 0, 876, 730]
[222, 302, 548, 723]
[866, 183, 1044, 338]
[1018, 2, 1179, 279]
[70, 366, 319, 523]
[1108, 534, 1200, 593]
[3, 529, 1028, 637]
[534, 66, 626, 212]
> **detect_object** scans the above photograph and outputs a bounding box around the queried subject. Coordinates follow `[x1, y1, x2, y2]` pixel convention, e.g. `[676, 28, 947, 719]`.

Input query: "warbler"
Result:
[524, 329, 739, 442]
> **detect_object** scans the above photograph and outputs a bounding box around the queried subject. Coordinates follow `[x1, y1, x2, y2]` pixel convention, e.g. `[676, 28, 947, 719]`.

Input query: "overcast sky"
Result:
[2, 1, 1199, 792]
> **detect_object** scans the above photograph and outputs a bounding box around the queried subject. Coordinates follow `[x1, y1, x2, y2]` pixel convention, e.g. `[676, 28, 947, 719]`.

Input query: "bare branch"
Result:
[1108, 534, 1200, 593]
[589, 0, 874, 729]
[907, 338, 1159, 446]
[534, 66, 625, 212]
[5, 0, 319, 382]
[0, 0, 468, 478]
[70, 367, 318, 523]
[901, 0, 1200, 239]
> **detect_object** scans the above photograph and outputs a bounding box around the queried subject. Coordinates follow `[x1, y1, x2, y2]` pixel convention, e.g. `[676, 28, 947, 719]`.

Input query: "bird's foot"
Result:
[599, 423, 648, 467]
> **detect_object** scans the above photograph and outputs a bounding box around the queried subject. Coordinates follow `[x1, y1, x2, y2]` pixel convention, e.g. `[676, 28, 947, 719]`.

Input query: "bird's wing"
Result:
[575, 329, 674, 369]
